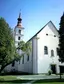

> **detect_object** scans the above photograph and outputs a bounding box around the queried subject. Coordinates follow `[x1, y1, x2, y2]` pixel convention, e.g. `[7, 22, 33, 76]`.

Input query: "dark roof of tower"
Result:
[15, 13, 22, 28]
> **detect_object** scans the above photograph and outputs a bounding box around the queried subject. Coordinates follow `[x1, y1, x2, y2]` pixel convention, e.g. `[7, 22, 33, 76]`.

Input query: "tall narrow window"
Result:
[19, 30, 21, 34]
[19, 60, 20, 64]
[44, 46, 48, 54]
[51, 50, 54, 56]
[56, 48, 59, 55]
[12, 61, 15, 67]
[22, 56, 24, 64]
[18, 36, 20, 40]
[27, 55, 29, 61]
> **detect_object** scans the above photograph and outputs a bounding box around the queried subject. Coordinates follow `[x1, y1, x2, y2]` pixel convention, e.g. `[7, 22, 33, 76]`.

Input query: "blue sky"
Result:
[0, 0, 64, 41]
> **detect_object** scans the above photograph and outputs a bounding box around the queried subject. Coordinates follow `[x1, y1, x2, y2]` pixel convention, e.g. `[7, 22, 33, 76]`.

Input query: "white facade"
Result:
[14, 27, 24, 47]
[19, 21, 64, 74]
[36, 21, 59, 74]
[5, 18, 64, 74]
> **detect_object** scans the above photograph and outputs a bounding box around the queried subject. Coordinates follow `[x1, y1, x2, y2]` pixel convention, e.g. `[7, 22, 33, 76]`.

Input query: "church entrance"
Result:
[51, 64, 56, 74]
[59, 66, 64, 73]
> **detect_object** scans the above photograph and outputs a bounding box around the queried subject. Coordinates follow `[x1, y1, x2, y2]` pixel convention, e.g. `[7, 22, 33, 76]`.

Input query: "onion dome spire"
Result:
[16, 12, 22, 28]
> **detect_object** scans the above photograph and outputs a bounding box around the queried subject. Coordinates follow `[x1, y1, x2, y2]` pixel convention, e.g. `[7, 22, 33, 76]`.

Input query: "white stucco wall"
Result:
[36, 22, 64, 74]
[32, 37, 38, 74]
[16, 41, 33, 73]
[14, 27, 24, 47]
[4, 63, 17, 72]
[17, 54, 32, 73]
[21, 21, 64, 74]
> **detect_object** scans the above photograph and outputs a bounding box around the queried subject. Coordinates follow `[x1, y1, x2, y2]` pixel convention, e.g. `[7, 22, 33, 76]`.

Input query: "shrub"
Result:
[48, 70, 52, 75]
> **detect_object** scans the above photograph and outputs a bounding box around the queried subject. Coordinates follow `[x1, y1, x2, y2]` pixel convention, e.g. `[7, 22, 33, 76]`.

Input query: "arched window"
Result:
[27, 55, 29, 61]
[56, 48, 59, 55]
[44, 46, 48, 54]
[51, 50, 54, 56]
[22, 55, 24, 64]
[19, 60, 20, 64]
[18, 36, 20, 40]
[19, 30, 21, 34]
[12, 61, 15, 67]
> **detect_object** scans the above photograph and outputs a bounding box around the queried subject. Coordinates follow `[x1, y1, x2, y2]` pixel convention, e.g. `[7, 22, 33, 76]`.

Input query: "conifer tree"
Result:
[59, 13, 64, 62]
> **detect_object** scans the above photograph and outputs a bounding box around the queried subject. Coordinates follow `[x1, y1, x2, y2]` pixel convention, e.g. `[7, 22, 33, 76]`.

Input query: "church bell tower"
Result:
[14, 13, 24, 47]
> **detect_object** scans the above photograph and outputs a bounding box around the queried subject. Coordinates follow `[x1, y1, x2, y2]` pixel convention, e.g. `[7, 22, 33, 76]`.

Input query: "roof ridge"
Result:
[27, 20, 57, 42]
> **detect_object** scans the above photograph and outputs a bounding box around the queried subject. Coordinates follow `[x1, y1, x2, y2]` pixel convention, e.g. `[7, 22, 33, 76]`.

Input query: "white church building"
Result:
[5, 13, 64, 74]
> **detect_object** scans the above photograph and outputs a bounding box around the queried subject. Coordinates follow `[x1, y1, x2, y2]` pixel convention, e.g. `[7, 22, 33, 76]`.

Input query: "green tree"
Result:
[59, 13, 64, 62]
[0, 17, 19, 73]
[59, 13, 64, 79]
[18, 41, 32, 56]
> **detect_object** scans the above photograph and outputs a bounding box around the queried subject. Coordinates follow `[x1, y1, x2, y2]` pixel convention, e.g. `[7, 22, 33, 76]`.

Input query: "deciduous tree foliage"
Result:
[59, 13, 64, 62]
[18, 41, 32, 56]
[0, 17, 19, 73]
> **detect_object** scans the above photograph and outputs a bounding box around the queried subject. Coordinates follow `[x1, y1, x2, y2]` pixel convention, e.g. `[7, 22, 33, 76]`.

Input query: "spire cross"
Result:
[19, 9, 21, 18]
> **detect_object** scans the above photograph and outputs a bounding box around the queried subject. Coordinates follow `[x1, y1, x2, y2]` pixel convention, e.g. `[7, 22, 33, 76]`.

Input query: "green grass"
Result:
[35, 82, 64, 84]
[0, 75, 31, 84]
[33, 79, 64, 84]
[0, 76, 64, 84]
